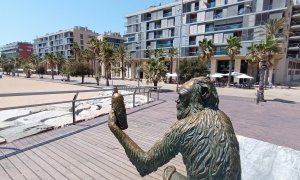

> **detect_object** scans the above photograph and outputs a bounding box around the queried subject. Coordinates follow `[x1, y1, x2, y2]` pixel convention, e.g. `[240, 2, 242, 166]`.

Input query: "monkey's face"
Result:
[176, 81, 193, 120]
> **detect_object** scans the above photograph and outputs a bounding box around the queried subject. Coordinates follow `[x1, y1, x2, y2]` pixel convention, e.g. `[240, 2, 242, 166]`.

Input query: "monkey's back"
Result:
[179, 109, 241, 180]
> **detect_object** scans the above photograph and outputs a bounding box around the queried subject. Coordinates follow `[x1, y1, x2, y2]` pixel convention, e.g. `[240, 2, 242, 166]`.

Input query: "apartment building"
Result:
[33, 26, 98, 59]
[97, 31, 126, 46]
[97, 32, 126, 78]
[124, 0, 300, 84]
[0, 42, 33, 59]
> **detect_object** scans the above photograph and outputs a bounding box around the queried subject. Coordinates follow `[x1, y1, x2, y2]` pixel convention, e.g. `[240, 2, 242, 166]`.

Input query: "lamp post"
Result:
[136, 42, 141, 87]
[176, 0, 184, 91]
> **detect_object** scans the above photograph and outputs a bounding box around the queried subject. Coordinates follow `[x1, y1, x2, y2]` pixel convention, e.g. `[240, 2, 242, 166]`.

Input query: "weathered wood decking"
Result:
[0, 100, 187, 180]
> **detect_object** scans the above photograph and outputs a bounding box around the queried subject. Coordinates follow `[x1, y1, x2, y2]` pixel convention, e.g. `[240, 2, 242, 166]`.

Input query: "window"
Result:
[80, 34, 83, 39]
[80, 40, 84, 45]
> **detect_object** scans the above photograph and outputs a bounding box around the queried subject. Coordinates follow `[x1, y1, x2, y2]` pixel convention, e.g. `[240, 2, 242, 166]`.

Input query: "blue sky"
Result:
[0, 0, 174, 46]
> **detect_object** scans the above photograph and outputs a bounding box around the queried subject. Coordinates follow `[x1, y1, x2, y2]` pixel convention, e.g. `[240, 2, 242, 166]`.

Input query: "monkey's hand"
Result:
[108, 110, 118, 130]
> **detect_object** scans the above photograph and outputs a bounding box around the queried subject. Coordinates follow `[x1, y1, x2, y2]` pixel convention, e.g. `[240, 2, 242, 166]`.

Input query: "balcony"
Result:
[154, 35, 162, 39]
[128, 37, 135, 42]
[287, 54, 298, 59]
[205, 27, 214, 32]
[163, 12, 172, 17]
[293, 10, 300, 19]
[289, 32, 300, 40]
[207, 2, 216, 8]
[291, 21, 300, 30]
[195, 6, 199, 11]
[156, 43, 173, 48]
[189, 51, 199, 56]
[155, 25, 161, 29]
[215, 50, 226, 55]
[288, 43, 300, 51]
[189, 41, 197, 45]
[262, 5, 272, 11]
[214, 24, 242, 31]
[187, 18, 197, 24]
[213, 13, 223, 19]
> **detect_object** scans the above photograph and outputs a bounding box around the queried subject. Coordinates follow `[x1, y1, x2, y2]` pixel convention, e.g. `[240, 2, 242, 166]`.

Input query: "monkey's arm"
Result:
[109, 113, 182, 176]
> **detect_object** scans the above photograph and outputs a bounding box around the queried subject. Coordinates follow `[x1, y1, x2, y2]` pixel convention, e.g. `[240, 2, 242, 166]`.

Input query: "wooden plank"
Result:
[33, 132, 115, 180]
[61, 132, 153, 180]
[0, 146, 40, 180]
[13, 139, 68, 180]
[30, 135, 105, 180]
[0, 163, 13, 180]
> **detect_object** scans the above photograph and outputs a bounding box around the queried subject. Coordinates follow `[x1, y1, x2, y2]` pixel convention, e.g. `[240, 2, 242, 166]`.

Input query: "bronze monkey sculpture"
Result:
[108, 77, 241, 179]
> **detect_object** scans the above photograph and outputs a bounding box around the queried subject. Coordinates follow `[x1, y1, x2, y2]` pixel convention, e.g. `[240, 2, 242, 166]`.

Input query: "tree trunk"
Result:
[264, 68, 270, 87]
[81, 75, 84, 84]
[121, 58, 124, 80]
[227, 59, 233, 87]
[153, 80, 158, 90]
[67, 74, 70, 81]
[257, 59, 267, 104]
[169, 57, 173, 83]
[51, 67, 54, 79]
[106, 71, 109, 86]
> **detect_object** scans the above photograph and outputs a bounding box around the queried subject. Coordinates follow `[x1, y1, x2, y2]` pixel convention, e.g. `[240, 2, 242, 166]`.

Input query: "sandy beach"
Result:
[0, 76, 98, 108]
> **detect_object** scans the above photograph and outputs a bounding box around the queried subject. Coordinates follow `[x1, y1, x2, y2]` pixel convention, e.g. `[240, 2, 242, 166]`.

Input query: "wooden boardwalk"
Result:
[0, 100, 187, 180]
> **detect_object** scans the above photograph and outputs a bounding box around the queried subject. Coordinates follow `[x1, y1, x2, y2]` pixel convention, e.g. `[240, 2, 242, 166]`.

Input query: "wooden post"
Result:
[72, 92, 79, 125]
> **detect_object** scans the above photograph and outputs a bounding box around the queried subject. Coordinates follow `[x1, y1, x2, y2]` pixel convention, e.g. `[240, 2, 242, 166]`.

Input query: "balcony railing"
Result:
[195, 6, 199, 11]
[156, 43, 173, 48]
[207, 2, 216, 8]
[155, 25, 161, 29]
[213, 14, 223, 19]
[154, 35, 162, 39]
[287, 54, 298, 58]
[163, 12, 172, 17]
[263, 5, 272, 11]
[187, 18, 197, 24]
[189, 51, 199, 56]
[288, 43, 300, 48]
[205, 27, 214, 32]
[215, 50, 227, 55]
[214, 24, 242, 31]
[189, 41, 197, 45]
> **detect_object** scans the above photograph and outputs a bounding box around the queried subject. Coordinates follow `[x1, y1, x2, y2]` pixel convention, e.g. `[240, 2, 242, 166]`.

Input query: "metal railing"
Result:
[0, 86, 162, 125]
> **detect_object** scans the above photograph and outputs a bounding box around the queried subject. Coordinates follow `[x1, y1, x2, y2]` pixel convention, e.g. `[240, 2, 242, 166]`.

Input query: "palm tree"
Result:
[257, 37, 280, 103]
[15, 56, 23, 76]
[55, 53, 65, 74]
[263, 18, 285, 39]
[199, 38, 214, 63]
[114, 45, 127, 80]
[225, 36, 242, 87]
[153, 48, 165, 60]
[166, 47, 178, 83]
[102, 42, 115, 86]
[45, 53, 57, 79]
[246, 43, 260, 80]
[144, 58, 168, 88]
[72, 42, 81, 62]
[88, 38, 102, 74]
[262, 18, 285, 86]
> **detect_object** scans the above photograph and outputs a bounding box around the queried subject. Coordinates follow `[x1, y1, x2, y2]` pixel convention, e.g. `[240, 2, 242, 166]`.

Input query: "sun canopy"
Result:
[209, 73, 224, 78]
[166, 73, 177, 77]
[223, 72, 243, 76]
[236, 74, 254, 79]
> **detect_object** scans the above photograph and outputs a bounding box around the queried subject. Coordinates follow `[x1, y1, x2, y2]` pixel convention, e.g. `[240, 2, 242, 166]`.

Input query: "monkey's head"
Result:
[176, 77, 219, 120]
